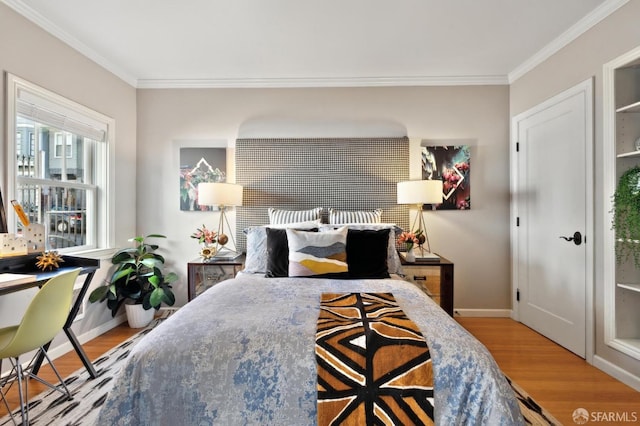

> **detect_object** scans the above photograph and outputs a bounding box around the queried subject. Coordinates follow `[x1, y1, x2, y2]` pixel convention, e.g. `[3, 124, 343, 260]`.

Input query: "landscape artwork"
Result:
[179, 148, 226, 211]
[421, 145, 471, 210]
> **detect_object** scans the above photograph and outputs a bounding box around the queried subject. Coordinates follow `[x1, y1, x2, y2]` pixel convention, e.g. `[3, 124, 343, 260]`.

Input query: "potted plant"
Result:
[89, 234, 177, 327]
[612, 166, 640, 267]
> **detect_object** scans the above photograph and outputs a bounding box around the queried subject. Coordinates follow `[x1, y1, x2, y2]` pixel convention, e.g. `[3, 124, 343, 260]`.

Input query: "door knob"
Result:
[559, 231, 582, 246]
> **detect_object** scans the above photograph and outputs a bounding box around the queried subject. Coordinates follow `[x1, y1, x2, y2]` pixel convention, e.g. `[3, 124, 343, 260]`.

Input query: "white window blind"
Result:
[16, 88, 107, 142]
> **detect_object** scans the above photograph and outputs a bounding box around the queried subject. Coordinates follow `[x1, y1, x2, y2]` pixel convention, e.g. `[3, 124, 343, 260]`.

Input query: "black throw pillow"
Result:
[346, 228, 390, 279]
[265, 227, 318, 277]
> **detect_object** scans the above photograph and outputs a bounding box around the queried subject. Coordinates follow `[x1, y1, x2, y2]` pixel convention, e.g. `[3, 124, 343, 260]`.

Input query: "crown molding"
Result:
[136, 74, 509, 89]
[4, 0, 626, 89]
[2, 0, 506, 89]
[1, 0, 138, 87]
[508, 0, 629, 83]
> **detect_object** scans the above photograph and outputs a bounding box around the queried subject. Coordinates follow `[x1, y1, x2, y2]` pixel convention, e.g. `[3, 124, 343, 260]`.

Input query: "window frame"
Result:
[4, 73, 115, 254]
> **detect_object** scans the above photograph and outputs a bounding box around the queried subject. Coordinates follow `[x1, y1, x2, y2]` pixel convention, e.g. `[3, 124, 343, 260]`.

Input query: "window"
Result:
[54, 132, 74, 158]
[6, 74, 114, 252]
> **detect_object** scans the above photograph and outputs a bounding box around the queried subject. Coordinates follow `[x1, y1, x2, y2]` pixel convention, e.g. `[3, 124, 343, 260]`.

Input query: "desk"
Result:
[399, 254, 454, 317]
[0, 254, 100, 378]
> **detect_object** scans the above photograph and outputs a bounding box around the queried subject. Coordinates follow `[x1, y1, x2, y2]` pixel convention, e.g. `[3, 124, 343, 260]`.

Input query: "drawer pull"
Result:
[413, 276, 427, 281]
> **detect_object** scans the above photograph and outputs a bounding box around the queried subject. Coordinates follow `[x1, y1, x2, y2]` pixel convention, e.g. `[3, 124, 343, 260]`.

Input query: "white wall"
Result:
[0, 4, 137, 345]
[136, 86, 511, 311]
[510, 0, 640, 385]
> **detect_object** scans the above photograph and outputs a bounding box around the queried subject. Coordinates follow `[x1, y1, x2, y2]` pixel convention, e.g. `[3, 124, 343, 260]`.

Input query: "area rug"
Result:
[0, 310, 176, 426]
[1, 309, 560, 426]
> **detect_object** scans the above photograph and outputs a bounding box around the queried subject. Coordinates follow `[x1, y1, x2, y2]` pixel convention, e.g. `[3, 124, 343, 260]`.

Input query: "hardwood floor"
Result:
[1, 317, 639, 424]
[457, 317, 640, 425]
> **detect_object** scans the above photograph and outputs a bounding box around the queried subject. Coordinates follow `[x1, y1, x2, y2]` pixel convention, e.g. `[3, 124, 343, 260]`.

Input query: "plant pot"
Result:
[125, 303, 155, 328]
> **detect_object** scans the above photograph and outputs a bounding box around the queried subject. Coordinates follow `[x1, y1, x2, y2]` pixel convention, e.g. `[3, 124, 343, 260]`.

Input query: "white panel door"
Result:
[513, 79, 593, 358]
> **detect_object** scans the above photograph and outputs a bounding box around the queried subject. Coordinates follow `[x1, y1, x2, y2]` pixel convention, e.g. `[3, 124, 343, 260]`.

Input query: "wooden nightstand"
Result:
[187, 254, 245, 301]
[399, 254, 454, 317]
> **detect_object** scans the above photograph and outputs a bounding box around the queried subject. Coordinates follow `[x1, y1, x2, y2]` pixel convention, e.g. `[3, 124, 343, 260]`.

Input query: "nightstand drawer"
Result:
[399, 254, 454, 317]
[403, 267, 441, 296]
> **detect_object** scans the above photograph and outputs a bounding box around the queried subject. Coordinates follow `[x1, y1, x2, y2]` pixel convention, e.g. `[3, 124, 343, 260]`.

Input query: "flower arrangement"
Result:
[191, 225, 218, 245]
[397, 230, 424, 250]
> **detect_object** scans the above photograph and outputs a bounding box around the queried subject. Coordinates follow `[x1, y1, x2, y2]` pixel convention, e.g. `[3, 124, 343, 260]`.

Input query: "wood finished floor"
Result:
[457, 317, 640, 425]
[1, 317, 639, 424]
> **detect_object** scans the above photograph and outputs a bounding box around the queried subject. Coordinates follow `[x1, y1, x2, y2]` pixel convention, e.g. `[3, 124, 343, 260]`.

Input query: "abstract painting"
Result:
[179, 148, 226, 211]
[421, 145, 470, 210]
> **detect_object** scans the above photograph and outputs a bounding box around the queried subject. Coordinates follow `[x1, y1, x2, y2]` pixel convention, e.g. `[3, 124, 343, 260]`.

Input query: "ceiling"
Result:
[3, 0, 625, 88]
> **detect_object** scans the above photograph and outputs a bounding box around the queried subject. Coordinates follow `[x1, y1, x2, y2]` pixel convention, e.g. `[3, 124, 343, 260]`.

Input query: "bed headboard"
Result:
[235, 137, 410, 252]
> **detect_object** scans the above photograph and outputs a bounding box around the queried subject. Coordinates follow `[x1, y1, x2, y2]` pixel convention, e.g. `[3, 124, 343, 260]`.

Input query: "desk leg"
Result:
[440, 264, 454, 317]
[33, 272, 98, 379]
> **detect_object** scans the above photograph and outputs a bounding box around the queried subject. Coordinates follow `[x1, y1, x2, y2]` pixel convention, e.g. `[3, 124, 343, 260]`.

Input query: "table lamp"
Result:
[197, 182, 243, 257]
[397, 179, 443, 256]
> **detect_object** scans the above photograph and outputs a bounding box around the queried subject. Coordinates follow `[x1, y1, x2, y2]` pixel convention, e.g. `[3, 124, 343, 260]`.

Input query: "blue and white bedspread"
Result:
[98, 273, 523, 425]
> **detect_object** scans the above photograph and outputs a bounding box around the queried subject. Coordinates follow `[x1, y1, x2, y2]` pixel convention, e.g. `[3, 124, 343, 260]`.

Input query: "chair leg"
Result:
[1, 349, 73, 425]
[0, 378, 17, 426]
[15, 359, 28, 426]
[0, 359, 20, 426]
[33, 348, 71, 399]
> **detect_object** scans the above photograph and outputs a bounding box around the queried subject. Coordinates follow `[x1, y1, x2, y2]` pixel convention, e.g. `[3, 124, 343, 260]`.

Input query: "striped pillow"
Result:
[287, 226, 348, 277]
[328, 208, 382, 224]
[268, 207, 323, 225]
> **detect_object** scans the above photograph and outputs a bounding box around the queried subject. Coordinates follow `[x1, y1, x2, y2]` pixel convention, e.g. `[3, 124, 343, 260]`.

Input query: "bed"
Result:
[97, 220, 523, 425]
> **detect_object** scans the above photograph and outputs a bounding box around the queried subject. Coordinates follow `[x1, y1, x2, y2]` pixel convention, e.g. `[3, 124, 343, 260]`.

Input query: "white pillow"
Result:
[287, 226, 348, 277]
[328, 208, 382, 224]
[268, 207, 323, 225]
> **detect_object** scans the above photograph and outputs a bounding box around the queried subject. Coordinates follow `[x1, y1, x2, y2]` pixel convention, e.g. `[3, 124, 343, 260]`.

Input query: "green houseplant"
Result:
[612, 166, 640, 267]
[89, 234, 177, 317]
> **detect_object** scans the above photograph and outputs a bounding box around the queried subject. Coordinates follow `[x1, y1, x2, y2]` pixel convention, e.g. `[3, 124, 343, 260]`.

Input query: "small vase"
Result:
[405, 248, 416, 263]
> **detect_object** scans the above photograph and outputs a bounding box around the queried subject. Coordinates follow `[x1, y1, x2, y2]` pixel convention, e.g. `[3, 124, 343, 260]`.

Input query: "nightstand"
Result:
[187, 254, 245, 301]
[399, 254, 454, 317]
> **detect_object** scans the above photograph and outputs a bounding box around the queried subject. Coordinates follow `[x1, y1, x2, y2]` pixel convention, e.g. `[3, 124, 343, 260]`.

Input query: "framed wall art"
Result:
[179, 146, 227, 211]
[421, 144, 471, 210]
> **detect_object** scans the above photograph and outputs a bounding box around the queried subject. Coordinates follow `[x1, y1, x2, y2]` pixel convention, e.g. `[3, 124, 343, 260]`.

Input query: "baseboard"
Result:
[593, 355, 640, 392]
[454, 308, 512, 318]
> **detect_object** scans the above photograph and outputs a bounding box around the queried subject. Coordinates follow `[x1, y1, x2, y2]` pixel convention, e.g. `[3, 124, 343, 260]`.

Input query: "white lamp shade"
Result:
[397, 180, 443, 205]
[197, 182, 243, 207]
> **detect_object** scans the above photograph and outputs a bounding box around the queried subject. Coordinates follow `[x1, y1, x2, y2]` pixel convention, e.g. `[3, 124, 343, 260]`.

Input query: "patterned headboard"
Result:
[235, 137, 410, 252]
